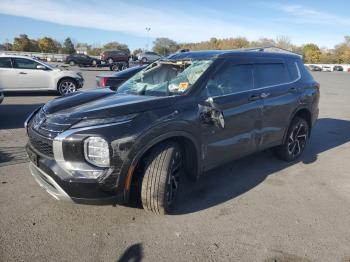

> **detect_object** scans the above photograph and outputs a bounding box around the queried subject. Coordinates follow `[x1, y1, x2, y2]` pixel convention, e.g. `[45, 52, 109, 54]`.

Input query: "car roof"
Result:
[0, 54, 36, 59]
[167, 47, 301, 60]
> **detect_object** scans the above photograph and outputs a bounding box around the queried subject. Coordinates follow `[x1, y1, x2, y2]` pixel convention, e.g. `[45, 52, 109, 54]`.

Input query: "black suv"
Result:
[25, 50, 319, 214]
[65, 54, 100, 67]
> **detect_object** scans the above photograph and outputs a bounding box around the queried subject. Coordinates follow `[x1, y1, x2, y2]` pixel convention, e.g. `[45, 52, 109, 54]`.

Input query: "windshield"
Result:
[117, 59, 213, 96]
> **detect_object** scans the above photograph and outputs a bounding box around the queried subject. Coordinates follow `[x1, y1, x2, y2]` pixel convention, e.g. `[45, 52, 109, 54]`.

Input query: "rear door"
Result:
[198, 58, 263, 169]
[0, 57, 17, 90]
[255, 58, 301, 149]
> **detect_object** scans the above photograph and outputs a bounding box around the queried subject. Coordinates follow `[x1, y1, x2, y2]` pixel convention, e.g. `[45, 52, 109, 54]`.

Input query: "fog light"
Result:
[84, 137, 110, 167]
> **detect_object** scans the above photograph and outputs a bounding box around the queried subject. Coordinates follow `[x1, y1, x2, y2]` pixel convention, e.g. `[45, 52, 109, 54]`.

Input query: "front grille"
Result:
[28, 127, 54, 157]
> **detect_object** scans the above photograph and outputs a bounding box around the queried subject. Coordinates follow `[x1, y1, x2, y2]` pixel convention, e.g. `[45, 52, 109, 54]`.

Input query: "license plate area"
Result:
[27, 146, 39, 166]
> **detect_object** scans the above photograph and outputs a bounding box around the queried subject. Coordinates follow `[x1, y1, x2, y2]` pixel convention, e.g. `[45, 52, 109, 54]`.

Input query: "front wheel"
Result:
[58, 79, 77, 96]
[69, 61, 75, 66]
[92, 60, 97, 66]
[141, 142, 183, 214]
[274, 117, 309, 161]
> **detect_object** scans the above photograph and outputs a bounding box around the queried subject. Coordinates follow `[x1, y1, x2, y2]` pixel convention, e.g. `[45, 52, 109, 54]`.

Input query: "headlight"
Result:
[71, 114, 136, 129]
[84, 137, 110, 167]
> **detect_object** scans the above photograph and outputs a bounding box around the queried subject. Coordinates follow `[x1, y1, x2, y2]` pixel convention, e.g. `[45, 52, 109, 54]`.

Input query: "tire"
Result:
[107, 58, 114, 64]
[110, 64, 120, 71]
[69, 60, 75, 66]
[274, 117, 309, 161]
[141, 57, 148, 63]
[141, 142, 183, 214]
[58, 78, 78, 96]
[92, 60, 97, 66]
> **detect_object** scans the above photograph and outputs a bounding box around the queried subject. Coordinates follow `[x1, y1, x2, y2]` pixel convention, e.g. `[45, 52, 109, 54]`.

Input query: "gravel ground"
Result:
[0, 70, 350, 262]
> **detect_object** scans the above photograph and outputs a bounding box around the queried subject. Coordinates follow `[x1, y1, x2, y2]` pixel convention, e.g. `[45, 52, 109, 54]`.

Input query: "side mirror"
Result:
[36, 65, 47, 70]
[199, 97, 225, 129]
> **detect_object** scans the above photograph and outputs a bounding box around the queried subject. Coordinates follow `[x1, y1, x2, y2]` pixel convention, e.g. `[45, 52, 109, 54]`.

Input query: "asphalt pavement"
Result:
[1, 70, 350, 262]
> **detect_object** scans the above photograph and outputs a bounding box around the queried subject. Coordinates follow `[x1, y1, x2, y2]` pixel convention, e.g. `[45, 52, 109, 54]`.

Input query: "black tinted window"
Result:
[203, 63, 254, 96]
[0, 58, 12, 68]
[13, 58, 40, 69]
[255, 63, 290, 87]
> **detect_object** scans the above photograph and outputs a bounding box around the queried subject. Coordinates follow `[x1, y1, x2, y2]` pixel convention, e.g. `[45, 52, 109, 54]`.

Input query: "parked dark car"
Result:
[96, 65, 147, 90]
[25, 50, 319, 214]
[100, 50, 130, 65]
[308, 65, 322, 71]
[333, 65, 344, 71]
[65, 54, 100, 67]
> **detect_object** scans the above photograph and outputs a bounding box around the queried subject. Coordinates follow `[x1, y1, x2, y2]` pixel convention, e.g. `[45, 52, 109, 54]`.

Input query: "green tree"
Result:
[63, 37, 75, 54]
[153, 38, 178, 55]
[12, 34, 32, 51]
[38, 37, 58, 53]
[103, 42, 130, 53]
[30, 39, 40, 52]
[303, 44, 321, 63]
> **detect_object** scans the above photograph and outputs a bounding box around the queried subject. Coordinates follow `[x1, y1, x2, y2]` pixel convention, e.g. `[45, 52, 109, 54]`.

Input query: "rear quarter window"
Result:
[255, 63, 291, 88]
[298, 60, 315, 82]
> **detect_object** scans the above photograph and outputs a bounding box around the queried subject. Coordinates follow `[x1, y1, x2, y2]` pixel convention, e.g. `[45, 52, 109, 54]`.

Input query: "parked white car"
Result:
[137, 51, 162, 63]
[322, 65, 332, 72]
[0, 55, 84, 95]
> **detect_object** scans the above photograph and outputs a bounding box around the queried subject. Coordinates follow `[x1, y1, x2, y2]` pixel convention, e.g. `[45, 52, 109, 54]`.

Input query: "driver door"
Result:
[12, 58, 51, 89]
[198, 59, 263, 170]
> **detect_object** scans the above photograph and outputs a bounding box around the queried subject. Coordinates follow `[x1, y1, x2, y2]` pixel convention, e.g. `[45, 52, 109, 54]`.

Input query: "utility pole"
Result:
[145, 27, 151, 51]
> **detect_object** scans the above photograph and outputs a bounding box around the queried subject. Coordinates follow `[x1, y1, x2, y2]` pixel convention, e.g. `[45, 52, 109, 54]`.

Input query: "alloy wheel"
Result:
[287, 123, 308, 158]
[166, 151, 182, 206]
[59, 80, 77, 95]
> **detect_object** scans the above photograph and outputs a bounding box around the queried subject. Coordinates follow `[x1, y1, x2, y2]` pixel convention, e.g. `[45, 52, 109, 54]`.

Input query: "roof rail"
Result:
[242, 46, 302, 56]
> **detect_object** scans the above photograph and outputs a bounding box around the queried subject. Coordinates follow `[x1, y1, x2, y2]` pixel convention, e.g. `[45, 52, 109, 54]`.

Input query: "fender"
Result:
[120, 127, 202, 201]
[282, 105, 312, 144]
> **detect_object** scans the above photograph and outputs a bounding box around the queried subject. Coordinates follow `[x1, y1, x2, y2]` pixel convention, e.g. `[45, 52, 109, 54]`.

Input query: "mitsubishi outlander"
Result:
[25, 49, 320, 214]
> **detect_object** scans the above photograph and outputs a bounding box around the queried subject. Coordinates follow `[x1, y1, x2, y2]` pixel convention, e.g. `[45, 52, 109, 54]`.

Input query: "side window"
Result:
[13, 58, 40, 69]
[203, 63, 254, 97]
[0, 58, 12, 68]
[286, 60, 300, 81]
[255, 63, 290, 87]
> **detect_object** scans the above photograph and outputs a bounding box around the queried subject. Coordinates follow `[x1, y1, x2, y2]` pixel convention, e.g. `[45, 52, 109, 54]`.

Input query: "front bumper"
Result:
[76, 77, 84, 88]
[26, 144, 123, 204]
[29, 162, 71, 201]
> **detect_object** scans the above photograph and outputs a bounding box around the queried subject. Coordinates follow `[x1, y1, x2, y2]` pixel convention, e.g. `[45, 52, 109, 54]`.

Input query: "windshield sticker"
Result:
[178, 82, 189, 91]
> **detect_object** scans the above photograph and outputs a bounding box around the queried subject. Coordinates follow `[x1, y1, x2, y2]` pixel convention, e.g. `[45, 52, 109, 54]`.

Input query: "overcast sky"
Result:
[0, 0, 349, 50]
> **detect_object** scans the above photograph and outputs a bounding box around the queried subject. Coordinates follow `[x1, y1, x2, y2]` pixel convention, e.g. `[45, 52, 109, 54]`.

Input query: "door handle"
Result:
[19, 72, 27, 74]
[260, 92, 270, 99]
[249, 94, 261, 101]
[289, 87, 298, 93]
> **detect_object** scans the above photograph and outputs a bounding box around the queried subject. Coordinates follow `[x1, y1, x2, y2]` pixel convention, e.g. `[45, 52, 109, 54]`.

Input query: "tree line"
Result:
[2, 34, 350, 64]
[0, 34, 130, 56]
[153, 36, 350, 64]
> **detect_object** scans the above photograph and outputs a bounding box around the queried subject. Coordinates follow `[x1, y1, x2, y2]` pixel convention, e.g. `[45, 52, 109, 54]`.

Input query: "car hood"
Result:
[43, 89, 177, 119]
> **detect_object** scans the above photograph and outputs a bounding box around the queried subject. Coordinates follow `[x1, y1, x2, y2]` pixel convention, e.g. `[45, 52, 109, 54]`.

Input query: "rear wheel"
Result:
[275, 117, 309, 161]
[58, 79, 77, 96]
[141, 142, 183, 214]
[107, 58, 114, 64]
[69, 60, 75, 66]
[141, 57, 148, 63]
[92, 60, 97, 66]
